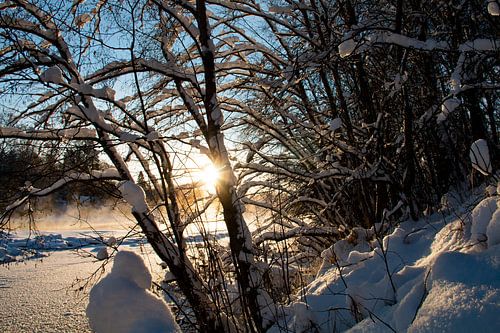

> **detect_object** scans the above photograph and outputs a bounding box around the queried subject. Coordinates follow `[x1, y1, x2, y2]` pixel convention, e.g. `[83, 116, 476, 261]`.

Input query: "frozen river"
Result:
[0, 229, 166, 333]
[0, 250, 96, 332]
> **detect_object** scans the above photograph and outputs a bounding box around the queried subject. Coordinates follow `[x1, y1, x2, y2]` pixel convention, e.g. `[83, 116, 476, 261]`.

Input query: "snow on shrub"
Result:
[471, 197, 497, 242]
[329, 118, 342, 132]
[96, 247, 109, 260]
[488, 1, 500, 16]
[487, 209, 500, 247]
[40, 66, 65, 84]
[269, 191, 500, 332]
[441, 97, 461, 115]
[338, 38, 357, 58]
[86, 250, 180, 333]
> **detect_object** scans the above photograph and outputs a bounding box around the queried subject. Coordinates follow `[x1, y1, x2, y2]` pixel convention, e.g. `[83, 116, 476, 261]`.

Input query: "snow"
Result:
[1, 228, 168, 332]
[470, 139, 492, 176]
[269, 189, 500, 332]
[2, 155, 500, 333]
[0, 231, 133, 264]
[0, 251, 95, 332]
[489, 1, 500, 16]
[75, 13, 92, 28]
[330, 118, 342, 132]
[146, 130, 160, 141]
[338, 38, 357, 58]
[93, 87, 116, 100]
[2, 170, 120, 210]
[211, 107, 224, 125]
[459, 38, 500, 52]
[106, 236, 117, 246]
[487, 209, 500, 247]
[471, 197, 497, 242]
[118, 181, 149, 213]
[409, 249, 500, 332]
[3, 187, 500, 333]
[96, 247, 109, 260]
[286, 302, 318, 332]
[441, 97, 461, 114]
[437, 97, 462, 123]
[119, 132, 140, 142]
[40, 66, 64, 84]
[190, 138, 210, 155]
[86, 250, 180, 333]
[95, 167, 120, 178]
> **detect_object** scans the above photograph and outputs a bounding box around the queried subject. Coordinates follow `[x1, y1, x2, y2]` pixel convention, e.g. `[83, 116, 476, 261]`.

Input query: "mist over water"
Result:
[7, 201, 268, 241]
[9, 204, 136, 231]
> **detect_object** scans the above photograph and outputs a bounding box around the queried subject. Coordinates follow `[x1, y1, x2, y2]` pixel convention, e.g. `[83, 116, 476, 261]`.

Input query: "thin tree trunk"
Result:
[196, 1, 269, 331]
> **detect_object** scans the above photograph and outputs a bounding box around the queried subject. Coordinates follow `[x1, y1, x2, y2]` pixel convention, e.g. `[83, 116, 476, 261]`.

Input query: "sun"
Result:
[198, 164, 220, 193]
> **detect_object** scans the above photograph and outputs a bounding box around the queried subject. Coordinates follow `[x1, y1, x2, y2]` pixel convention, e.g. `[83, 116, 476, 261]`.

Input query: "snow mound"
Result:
[271, 191, 500, 332]
[471, 196, 497, 242]
[86, 250, 180, 333]
[408, 249, 500, 332]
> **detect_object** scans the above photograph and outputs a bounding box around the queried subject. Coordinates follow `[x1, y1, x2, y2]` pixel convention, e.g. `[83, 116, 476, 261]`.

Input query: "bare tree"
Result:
[0, 0, 276, 331]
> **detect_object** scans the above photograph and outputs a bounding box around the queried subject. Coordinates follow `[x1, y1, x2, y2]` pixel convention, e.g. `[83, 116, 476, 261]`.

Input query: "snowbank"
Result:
[271, 188, 500, 332]
[86, 250, 180, 333]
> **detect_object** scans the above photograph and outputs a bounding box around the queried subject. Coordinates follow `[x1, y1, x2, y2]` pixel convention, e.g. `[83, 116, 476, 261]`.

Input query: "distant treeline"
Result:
[0, 140, 118, 211]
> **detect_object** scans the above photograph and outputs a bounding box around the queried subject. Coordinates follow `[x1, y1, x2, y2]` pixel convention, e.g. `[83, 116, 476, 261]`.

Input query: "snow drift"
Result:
[270, 187, 500, 332]
[86, 250, 180, 333]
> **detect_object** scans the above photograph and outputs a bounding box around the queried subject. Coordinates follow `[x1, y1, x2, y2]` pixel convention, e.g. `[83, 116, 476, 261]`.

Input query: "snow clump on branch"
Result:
[470, 139, 492, 176]
[40, 66, 65, 84]
[118, 181, 148, 213]
[488, 1, 500, 16]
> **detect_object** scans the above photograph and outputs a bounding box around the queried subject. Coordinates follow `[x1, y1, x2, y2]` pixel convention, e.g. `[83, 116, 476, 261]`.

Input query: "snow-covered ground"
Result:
[0, 250, 95, 332]
[0, 229, 164, 333]
[2, 188, 500, 332]
[277, 188, 500, 332]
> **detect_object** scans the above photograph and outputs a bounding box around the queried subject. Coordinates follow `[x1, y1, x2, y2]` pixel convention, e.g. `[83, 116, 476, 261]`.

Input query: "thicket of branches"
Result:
[0, 0, 498, 332]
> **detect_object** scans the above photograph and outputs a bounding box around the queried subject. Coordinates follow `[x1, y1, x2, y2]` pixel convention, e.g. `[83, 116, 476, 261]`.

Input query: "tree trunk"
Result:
[196, 1, 270, 331]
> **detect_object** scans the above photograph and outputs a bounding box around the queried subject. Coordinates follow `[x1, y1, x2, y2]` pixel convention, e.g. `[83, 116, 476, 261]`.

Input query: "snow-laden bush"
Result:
[86, 251, 180, 333]
[268, 190, 500, 332]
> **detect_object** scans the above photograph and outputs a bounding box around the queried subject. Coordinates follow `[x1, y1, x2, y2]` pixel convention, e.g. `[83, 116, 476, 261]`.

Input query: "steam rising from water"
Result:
[9, 204, 136, 231]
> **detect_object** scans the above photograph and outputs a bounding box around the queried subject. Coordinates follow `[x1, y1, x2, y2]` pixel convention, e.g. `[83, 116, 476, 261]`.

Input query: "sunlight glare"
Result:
[199, 164, 220, 193]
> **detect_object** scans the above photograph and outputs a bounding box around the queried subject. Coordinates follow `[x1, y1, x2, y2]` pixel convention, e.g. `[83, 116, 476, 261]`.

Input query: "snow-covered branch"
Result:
[0, 127, 97, 141]
[3, 169, 121, 213]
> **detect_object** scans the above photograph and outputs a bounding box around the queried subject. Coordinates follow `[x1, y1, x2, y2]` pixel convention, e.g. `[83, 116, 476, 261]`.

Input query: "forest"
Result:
[0, 0, 499, 332]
